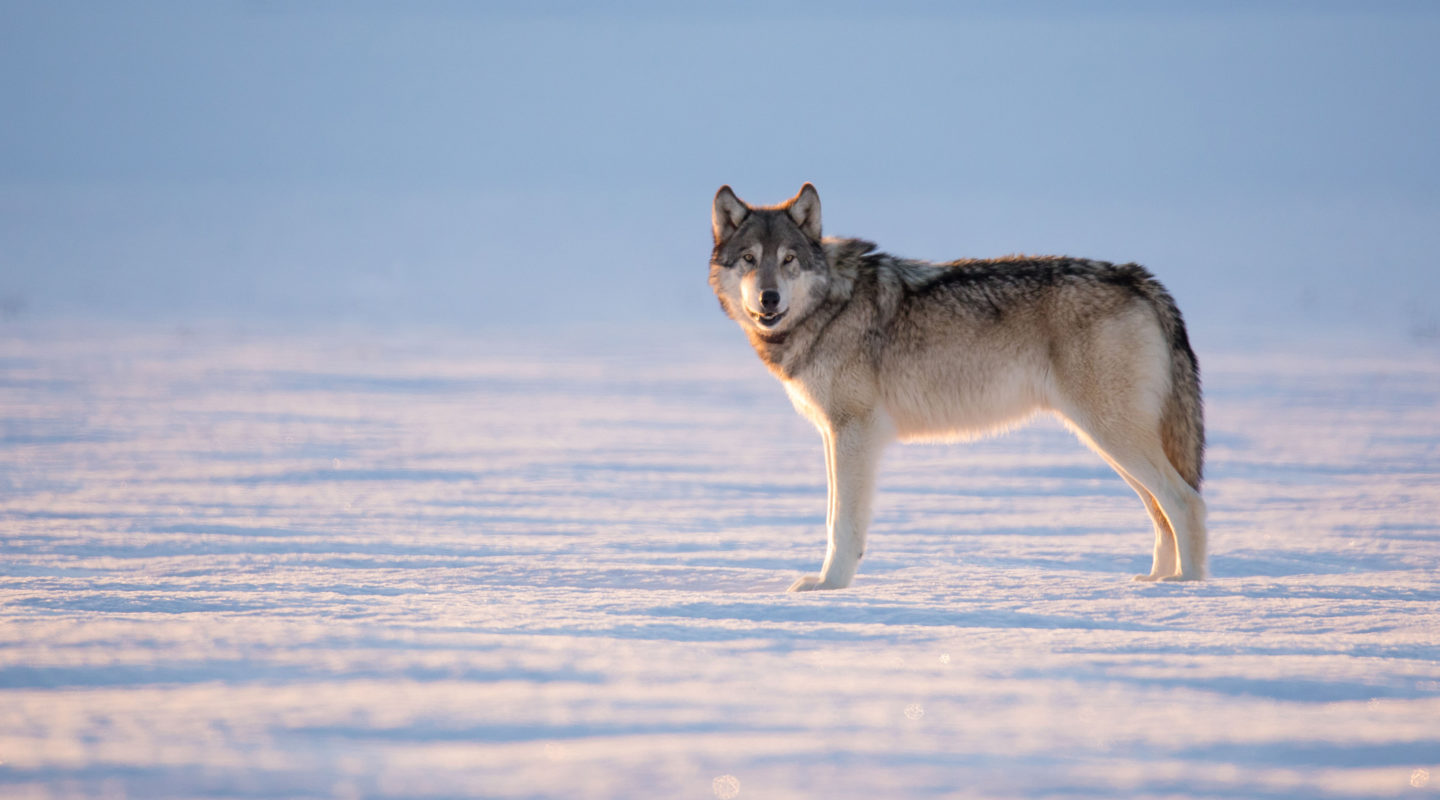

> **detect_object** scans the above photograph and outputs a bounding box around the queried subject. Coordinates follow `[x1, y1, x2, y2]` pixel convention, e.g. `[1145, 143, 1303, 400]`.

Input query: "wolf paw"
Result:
[1133, 572, 1203, 582]
[788, 575, 830, 592]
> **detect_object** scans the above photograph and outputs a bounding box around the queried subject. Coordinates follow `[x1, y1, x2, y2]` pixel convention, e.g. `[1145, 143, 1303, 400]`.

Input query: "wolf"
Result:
[709, 183, 1207, 590]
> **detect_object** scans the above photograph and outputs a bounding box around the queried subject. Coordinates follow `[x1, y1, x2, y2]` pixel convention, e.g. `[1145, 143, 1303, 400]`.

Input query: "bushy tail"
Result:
[1137, 277, 1205, 489]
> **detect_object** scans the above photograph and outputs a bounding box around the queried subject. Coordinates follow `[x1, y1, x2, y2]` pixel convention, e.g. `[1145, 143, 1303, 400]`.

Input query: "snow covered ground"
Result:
[1, 323, 1437, 799]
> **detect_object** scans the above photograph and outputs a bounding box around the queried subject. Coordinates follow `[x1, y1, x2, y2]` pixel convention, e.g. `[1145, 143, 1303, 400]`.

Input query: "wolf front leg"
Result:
[789, 415, 889, 592]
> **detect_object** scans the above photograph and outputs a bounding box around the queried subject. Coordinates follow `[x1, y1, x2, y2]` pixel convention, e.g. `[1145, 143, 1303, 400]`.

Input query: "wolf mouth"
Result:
[751, 310, 787, 328]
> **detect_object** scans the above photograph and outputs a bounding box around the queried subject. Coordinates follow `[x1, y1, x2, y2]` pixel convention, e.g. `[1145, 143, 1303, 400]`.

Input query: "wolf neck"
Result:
[749, 329, 790, 347]
[745, 327, 797, 374]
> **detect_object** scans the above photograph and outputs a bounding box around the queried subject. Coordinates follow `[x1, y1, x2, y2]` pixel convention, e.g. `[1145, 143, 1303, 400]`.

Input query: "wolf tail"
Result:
[1137, 275, 1205, 490]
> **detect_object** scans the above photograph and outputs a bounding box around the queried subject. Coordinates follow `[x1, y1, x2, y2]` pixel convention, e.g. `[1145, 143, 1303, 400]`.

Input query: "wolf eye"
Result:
[782, 253, 795, 264]
[742, 253, 756, 264]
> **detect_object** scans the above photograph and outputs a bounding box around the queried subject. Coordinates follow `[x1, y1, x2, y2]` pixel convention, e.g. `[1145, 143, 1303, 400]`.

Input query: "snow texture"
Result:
[2, 324, 1437, 799]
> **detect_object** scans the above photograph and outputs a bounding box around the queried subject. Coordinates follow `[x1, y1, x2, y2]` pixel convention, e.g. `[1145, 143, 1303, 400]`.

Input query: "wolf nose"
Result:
[759, 289, 781, 312]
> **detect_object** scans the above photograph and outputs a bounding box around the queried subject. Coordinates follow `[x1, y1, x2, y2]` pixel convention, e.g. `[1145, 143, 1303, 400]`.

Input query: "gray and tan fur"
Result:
[710, 183, 1207, 590]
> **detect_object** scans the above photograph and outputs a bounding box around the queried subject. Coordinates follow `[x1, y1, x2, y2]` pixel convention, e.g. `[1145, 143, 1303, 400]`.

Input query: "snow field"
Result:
[1, 325, 1437, 799]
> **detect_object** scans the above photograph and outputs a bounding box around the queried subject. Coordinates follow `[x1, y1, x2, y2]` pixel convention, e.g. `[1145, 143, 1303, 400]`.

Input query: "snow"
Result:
[2, 323, 1437, 799]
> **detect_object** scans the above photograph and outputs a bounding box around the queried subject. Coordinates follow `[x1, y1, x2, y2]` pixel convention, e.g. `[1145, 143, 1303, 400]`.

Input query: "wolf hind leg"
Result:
[1071, 420, 1208, 581]
[1137, 487, 1182, 581]
[1109, 468, 1180, 581]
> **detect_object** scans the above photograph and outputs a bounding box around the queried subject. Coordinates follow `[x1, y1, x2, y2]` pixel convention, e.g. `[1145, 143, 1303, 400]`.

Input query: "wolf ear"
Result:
[712, 185, 750, 244]
[785, 183, 822, 242]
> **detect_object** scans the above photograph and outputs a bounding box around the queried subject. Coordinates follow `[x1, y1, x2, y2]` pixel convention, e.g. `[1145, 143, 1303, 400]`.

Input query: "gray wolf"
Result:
[709, 183, 1207, 590]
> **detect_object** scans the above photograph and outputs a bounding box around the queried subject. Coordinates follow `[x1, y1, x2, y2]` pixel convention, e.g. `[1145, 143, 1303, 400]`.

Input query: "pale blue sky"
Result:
[2, 2, 1437, 340]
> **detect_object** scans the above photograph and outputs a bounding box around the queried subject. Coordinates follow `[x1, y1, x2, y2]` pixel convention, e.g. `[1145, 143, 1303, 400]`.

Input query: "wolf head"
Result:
[710, 183, 830, 336]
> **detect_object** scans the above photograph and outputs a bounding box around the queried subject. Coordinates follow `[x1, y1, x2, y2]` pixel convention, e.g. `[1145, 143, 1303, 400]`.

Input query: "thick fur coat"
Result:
[710, 184, 1207, 590]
